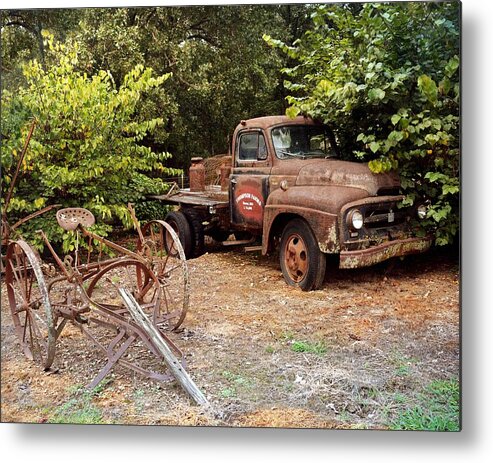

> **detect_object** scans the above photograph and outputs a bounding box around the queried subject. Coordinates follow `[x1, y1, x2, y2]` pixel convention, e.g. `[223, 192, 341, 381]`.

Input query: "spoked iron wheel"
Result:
[86, 260, 159, 319]
[76, 258, 184, 390]
[137, 220, 190, 331]
[5, 240, 56, 369]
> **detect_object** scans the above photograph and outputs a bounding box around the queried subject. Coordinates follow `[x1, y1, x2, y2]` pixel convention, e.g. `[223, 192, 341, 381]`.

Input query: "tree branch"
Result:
[2, 20, 36, 35]
[186, 33, 221, 49]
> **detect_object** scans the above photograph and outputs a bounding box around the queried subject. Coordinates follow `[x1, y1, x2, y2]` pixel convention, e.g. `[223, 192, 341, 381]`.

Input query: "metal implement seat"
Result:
[56, 208, 95, 231]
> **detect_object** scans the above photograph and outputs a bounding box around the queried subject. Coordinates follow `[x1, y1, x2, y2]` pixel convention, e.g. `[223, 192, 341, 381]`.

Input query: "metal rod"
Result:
[10, 204, 61, 232]
[80, 228, 145, 263]
[3, 119, 37, 215]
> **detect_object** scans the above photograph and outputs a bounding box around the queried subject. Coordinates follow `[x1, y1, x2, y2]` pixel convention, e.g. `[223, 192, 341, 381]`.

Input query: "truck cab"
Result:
[230, 115, 339, 231]
[154, 115, 432, 291]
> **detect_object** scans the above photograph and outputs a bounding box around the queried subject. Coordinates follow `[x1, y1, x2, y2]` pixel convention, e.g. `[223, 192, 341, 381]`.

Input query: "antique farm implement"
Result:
[2, 119, 209, 405]
[4, 205, 196, 391]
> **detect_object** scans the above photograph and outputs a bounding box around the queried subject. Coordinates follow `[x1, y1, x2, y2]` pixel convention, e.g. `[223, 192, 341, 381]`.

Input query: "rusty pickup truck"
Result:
[151, 115, 431, 291]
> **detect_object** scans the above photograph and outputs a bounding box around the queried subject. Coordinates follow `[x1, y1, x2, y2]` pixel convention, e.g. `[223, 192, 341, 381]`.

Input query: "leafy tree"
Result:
[265, 1, 460, 246]
[73, 5, 313, 166]
[3, 5, 317, 170]
[1, 34, 178, 250]
[1, 9, 79, 89]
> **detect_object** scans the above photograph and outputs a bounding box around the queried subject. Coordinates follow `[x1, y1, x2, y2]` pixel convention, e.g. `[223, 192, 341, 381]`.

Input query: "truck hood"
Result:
[295, 159, 400, 196]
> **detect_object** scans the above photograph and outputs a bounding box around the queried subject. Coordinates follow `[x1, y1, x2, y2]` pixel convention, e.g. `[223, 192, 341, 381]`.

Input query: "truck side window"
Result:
[238, 132, 267, 161]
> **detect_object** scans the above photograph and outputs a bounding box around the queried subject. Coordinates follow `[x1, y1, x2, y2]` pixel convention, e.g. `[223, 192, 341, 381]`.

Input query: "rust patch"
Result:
[319, 223, 339, 254]
[295, 159, 399, 196]
[339, 237, 432, 269]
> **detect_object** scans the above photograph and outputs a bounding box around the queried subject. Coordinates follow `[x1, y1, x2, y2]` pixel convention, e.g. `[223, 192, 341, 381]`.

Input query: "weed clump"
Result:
[390, 379, 460, 431]
[290, 340, 327, 356]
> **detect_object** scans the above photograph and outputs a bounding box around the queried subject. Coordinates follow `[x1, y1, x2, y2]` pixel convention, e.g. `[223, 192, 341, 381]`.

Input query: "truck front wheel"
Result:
[279, 219, 326, 291]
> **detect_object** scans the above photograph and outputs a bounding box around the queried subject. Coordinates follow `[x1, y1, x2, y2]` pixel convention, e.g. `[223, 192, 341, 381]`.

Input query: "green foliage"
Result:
[73, 5, 313, 166]
[1, 34, 178, 248]
[390, 352, 418, 377]
[2, 6, 317, 246]
[220, 387, 236, 398]
[220, 370, 254, 399]
[265, 2, 460, 246]
[1, 9, 80, 90]
[290, 339, 327, 356]
[390, 379, 460, 431]
[134, 200, 172, 223]
[47, 381, 111, 424]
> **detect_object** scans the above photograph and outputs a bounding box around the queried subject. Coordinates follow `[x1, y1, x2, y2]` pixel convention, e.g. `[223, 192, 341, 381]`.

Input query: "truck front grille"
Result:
[364, 207, 407, 228]
[342, 198, 416, 249]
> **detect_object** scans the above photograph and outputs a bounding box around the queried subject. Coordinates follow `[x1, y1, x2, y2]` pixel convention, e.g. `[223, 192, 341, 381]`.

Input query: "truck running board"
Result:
[243, 245, 262, 252]
[221, 238, 255, 246]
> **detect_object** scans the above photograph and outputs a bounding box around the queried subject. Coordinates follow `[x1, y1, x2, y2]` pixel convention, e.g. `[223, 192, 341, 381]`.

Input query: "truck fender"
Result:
[262, 185, 369, 255]
[262, 206, 340, 254]
[262, 206, 339, 256]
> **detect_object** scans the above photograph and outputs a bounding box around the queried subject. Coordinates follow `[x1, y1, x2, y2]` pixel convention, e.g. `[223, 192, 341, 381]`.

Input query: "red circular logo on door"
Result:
[234, 186, 264, 223]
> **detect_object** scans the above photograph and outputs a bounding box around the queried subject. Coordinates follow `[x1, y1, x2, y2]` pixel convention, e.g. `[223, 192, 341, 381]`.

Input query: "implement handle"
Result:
[3, 119, 37, 215]
[119, 287, 211, 408]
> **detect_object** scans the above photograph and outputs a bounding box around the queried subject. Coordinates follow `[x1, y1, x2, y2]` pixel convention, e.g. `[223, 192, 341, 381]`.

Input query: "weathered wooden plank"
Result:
[149, 186, 229, 207]
[149, 193, 229, 207]
[118, 287, 210, 408]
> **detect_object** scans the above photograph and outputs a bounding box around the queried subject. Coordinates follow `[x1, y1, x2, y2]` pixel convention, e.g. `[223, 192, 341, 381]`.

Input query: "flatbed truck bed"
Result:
[150, 185, 229, 208]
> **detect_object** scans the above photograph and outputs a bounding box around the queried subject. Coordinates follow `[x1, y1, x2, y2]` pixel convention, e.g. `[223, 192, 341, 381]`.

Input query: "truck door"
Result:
[230, 129, 271, 229]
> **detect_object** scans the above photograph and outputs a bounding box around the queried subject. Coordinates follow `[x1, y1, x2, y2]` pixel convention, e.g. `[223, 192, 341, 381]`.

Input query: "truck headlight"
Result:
[348, 209, 364, 230]
[417, 204, 427, 219]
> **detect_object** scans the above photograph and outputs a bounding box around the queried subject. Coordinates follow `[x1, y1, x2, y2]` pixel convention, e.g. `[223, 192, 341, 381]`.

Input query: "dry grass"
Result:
[1, 247, 459, 428]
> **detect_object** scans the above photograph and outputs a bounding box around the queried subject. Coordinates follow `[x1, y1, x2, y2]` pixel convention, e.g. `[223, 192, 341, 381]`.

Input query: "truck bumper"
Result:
[339, 236, 432, 269]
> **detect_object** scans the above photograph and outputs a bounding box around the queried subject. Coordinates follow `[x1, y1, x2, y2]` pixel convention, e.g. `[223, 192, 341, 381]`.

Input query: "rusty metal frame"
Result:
[5, 205, 190, 390]
[2, 121, 196, 393]
[339, 236, 433, 269]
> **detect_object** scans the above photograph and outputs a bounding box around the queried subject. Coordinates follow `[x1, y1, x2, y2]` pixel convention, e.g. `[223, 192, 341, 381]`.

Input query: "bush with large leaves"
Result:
[265, 2, 460, 246]
[1, 34, 179, 251]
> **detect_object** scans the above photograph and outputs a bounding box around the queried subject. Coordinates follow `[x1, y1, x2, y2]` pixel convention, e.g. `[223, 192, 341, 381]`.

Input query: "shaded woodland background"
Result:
[1, 3, 460, 249]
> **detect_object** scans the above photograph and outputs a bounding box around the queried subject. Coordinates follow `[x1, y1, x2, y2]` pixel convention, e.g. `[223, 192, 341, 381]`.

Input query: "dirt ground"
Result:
[1, 243, 459, 429]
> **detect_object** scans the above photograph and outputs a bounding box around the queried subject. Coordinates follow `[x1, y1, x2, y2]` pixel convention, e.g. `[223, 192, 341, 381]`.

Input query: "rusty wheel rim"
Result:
[5, 241, 56, 369]
[164, 224, 179, 257]
[136, 221, 190, 331]
[283, 233, 309, 283]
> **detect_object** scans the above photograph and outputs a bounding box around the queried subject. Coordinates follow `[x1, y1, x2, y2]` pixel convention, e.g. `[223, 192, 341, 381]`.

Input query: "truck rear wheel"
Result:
[164, 211, 193, 258]
[182, 208, 205, 258]
[279, 218, 326, 291]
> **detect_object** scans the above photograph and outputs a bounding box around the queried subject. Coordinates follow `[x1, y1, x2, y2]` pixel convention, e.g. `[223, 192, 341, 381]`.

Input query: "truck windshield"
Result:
[271, 125, 337, 160]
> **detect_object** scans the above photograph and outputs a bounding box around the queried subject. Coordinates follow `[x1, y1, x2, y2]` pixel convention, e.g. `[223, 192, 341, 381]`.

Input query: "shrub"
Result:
[1, 33, 180, 251]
